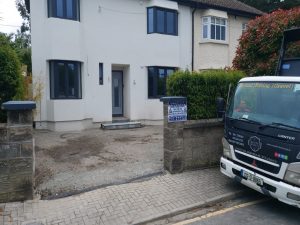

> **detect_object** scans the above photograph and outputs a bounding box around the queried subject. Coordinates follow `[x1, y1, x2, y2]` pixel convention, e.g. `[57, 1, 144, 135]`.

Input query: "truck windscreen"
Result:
[228, 82, 300, 129]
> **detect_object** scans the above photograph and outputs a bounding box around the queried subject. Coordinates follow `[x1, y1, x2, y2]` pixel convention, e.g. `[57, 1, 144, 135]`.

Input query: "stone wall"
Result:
[163, 100, 224, 174]
[0, 102, 35, 203]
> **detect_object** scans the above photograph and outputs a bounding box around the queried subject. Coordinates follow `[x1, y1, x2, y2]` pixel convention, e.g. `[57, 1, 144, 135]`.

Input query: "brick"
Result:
[8, 126, 32, 142]
[21, 141, 33, 158]
[0, 125, 7, 142]
[0, 143, 21, 159]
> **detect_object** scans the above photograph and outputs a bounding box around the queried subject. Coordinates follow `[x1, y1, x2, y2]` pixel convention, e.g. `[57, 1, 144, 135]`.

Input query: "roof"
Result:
[174, 0, 263, 17]
[239, 76, 300, 83]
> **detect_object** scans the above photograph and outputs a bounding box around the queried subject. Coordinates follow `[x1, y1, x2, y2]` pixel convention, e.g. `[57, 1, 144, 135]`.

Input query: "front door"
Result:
[112, 71, 123, 116]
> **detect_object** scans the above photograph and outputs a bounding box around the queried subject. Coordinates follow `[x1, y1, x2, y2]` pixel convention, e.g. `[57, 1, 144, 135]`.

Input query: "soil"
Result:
[34, 125, 163, 199]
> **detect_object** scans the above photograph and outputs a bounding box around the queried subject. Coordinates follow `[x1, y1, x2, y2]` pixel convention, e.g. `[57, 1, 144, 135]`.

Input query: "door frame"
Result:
[112, 70, 124, 117]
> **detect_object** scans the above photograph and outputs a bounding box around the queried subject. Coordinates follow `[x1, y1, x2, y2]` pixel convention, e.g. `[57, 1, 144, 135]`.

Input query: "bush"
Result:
[233, 8, 300, 76]
[0, 45, 24, 122]
[167, 70, 245, 120]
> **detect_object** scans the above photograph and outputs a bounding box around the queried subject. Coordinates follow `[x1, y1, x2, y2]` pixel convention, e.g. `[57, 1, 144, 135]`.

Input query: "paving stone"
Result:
[4, 168, 242, 225]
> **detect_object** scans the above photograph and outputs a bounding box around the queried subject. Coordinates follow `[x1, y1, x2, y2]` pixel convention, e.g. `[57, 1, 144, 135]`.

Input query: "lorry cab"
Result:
[220, 28, 300, 208]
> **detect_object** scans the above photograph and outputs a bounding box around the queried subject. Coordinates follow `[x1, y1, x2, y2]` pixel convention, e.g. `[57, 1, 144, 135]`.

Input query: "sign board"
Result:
[168, 102, 187, 123]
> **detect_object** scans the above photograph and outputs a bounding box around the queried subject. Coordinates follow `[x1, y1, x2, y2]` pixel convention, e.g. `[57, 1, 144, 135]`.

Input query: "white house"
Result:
[30, 0, 262, 131]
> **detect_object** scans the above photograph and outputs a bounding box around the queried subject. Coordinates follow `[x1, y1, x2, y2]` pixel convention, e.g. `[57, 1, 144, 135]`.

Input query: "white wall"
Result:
[31, 0, 192, 130]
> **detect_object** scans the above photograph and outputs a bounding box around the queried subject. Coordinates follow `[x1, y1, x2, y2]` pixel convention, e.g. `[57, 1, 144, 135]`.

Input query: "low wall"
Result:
[0, 102, 35, 203]
[162, 99, 224, 174]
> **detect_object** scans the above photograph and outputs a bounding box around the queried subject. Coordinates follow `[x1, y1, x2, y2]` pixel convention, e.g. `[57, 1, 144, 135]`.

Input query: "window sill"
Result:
[147, 32, 178, 37]
[199, 39, 229, 45]
[48, 16, 80, 22]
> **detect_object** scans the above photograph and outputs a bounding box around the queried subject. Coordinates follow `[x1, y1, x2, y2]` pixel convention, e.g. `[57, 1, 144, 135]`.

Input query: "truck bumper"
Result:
[220, 157, 300, 208]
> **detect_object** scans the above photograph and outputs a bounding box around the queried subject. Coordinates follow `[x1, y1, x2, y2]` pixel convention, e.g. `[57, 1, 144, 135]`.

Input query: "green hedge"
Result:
[167, 70, 246, 120]
[0, 45, 23, 122]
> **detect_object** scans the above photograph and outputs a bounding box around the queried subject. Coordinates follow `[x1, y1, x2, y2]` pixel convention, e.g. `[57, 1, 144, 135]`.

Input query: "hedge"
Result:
[233, 8, 300, 76]
[0, 45, 24, 122]
[167, 70, 246, 120]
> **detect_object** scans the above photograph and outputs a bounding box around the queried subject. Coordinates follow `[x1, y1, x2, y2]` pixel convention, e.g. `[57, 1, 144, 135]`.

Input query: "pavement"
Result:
[0, 168, 245, 225]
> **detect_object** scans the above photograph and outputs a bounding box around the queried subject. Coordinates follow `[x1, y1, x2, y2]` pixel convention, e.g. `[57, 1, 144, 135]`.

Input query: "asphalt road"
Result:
[174, 195, 300, 225]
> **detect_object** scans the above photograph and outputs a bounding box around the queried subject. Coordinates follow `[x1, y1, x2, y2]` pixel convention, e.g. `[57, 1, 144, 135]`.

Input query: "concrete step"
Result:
[112, 117, 130, 123]
[101, 122, 142, 130]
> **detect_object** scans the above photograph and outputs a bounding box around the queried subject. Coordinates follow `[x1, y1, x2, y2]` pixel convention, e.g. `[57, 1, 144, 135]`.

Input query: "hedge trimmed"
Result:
[167, 70, 245, 120]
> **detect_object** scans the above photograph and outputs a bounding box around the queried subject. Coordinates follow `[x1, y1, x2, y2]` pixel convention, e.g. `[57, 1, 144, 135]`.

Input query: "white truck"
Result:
[218, 28, 300, 207]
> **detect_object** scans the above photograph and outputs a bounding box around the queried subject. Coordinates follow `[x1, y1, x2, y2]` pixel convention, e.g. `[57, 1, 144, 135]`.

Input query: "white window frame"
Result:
[242, 23, 248, 33]
[202, 16, 227, 42]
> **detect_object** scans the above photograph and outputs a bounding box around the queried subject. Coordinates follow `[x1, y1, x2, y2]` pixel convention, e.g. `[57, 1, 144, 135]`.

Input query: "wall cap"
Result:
[1, 101, 36, 111]
[160, 96, 187, 103]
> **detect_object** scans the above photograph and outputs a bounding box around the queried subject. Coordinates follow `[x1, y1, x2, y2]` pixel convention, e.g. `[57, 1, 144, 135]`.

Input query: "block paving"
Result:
[0, 168, 242, 225]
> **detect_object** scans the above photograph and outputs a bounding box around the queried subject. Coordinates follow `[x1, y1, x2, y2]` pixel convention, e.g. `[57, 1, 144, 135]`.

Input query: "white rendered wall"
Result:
[31, 0, 192, 130]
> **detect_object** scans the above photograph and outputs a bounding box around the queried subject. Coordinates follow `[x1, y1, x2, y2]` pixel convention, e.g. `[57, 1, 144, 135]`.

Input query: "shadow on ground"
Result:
[34, 125, 163, 199]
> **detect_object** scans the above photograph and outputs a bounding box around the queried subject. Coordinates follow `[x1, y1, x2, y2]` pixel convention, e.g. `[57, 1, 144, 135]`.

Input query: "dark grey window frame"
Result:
[148, 66, 176, 99]
[49, 60, 82, 100]
[48, 0, 80, 21]
[99, 63, 104, 85]
[147, 7, 178, 36]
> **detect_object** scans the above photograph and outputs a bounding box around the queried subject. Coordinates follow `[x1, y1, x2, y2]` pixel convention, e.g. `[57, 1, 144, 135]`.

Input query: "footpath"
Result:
[0, 168, 245, 225]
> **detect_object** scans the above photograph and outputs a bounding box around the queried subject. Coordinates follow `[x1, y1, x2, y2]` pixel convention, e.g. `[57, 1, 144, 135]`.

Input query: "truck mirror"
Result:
[216, 97, 226, 119]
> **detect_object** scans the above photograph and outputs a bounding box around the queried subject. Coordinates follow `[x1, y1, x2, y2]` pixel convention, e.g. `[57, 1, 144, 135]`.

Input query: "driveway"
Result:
[34, 125, 163, 199]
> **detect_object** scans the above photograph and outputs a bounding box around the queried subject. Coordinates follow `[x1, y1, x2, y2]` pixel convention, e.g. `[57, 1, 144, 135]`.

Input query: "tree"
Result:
[233, 8, 300, 76]
[239, 0, 300, 13]
[15, 0, 30, 33]
[0, 36, 24, 122]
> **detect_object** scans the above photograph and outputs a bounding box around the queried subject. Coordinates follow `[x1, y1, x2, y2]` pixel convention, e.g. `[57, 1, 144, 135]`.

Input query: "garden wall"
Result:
[0, 101, 35, 203]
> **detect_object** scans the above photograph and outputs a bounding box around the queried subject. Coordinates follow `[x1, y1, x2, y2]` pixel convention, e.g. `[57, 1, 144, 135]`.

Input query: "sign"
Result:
[168, 102, 187, 123]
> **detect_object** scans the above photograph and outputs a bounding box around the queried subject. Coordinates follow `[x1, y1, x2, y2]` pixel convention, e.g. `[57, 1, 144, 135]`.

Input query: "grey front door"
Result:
[112, 71, 123, 116]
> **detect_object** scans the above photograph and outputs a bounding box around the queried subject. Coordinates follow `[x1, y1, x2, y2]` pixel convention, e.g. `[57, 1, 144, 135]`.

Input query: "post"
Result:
[160, 97, 187, 174]
[0, 101, 36, 203]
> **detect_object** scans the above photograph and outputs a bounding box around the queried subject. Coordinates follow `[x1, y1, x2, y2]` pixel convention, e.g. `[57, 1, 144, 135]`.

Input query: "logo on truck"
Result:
[248, 136, 262, 152]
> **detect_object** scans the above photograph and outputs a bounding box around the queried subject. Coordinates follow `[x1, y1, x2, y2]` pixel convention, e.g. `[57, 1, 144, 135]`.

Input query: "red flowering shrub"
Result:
[233, 8, 300, 76]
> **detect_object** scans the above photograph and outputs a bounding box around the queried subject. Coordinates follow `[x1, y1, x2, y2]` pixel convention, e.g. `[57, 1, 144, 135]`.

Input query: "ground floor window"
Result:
[148, 66, 176, 98]
[49, 60, 82, 99]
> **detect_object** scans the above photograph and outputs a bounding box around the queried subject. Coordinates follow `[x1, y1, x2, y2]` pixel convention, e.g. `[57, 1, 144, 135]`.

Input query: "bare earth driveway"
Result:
[34, 125, 163, 199]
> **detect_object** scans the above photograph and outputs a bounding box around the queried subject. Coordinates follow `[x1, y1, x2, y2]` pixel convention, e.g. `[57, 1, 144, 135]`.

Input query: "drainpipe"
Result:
[192, 8, 196, 71]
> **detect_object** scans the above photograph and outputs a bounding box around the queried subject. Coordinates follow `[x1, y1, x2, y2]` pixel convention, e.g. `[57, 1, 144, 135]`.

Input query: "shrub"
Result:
[167, 69, 245, 120]
[233, 8, 300, 76]
[0, 45, 24, 122]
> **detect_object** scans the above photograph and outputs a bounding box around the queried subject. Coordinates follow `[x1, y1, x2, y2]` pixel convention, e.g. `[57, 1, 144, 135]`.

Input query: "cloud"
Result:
[0, 0, 23, 34]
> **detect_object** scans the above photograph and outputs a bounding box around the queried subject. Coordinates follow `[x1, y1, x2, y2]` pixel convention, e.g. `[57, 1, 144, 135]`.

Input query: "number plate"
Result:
[241, 170, 263, 186]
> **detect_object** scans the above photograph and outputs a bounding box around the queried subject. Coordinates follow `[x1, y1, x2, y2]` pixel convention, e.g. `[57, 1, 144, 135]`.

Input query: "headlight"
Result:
[222, 137, 232, 159]
[284, 163, 300, 187]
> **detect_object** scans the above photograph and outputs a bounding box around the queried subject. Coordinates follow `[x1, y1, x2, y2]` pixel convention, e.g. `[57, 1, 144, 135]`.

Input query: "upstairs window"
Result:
[148, 67, 176, 98]
[48, 0, 80, 21]
[50, 60, 82, 99]
[202, 17, 227, 41]
[147, 7, 178, 36]
[242, 23, 248, 33]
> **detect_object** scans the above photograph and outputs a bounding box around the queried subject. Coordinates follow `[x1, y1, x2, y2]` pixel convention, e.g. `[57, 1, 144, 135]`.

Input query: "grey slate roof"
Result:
[175, 0, 264, 17]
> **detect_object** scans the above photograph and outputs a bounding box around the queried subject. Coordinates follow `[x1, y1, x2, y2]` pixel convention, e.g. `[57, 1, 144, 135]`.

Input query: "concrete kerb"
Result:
[132, 189, 250, 225]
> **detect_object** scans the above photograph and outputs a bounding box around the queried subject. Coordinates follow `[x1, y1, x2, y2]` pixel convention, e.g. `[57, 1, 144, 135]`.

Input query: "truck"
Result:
[218, 28, 300, 208]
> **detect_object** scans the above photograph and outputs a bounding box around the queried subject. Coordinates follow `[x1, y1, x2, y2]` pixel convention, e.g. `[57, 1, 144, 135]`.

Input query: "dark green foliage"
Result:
[0, 45, 24, 122]
[167, 70, 245, 120]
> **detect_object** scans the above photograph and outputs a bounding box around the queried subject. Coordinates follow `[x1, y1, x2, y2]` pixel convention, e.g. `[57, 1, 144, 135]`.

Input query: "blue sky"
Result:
[0, 0, 23, 34]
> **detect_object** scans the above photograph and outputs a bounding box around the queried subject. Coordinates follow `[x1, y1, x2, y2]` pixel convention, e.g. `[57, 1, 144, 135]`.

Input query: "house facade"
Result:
[31, 0, 261, 131]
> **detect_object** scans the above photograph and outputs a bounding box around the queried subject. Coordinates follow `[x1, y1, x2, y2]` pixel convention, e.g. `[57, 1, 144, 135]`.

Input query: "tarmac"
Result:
[0, 168, 246, 225]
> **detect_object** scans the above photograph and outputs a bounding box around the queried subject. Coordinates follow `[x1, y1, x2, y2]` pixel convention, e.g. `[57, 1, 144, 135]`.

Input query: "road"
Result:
[173, 194, 299, 225]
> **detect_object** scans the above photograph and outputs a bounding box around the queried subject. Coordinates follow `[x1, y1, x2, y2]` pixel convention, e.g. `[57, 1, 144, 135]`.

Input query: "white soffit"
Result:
[147, 0, 179, 10]
[202, 9, 228, 19]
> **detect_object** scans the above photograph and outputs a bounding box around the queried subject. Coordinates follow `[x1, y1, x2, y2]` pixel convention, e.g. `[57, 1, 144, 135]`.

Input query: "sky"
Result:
[0, 0, 23, 34]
